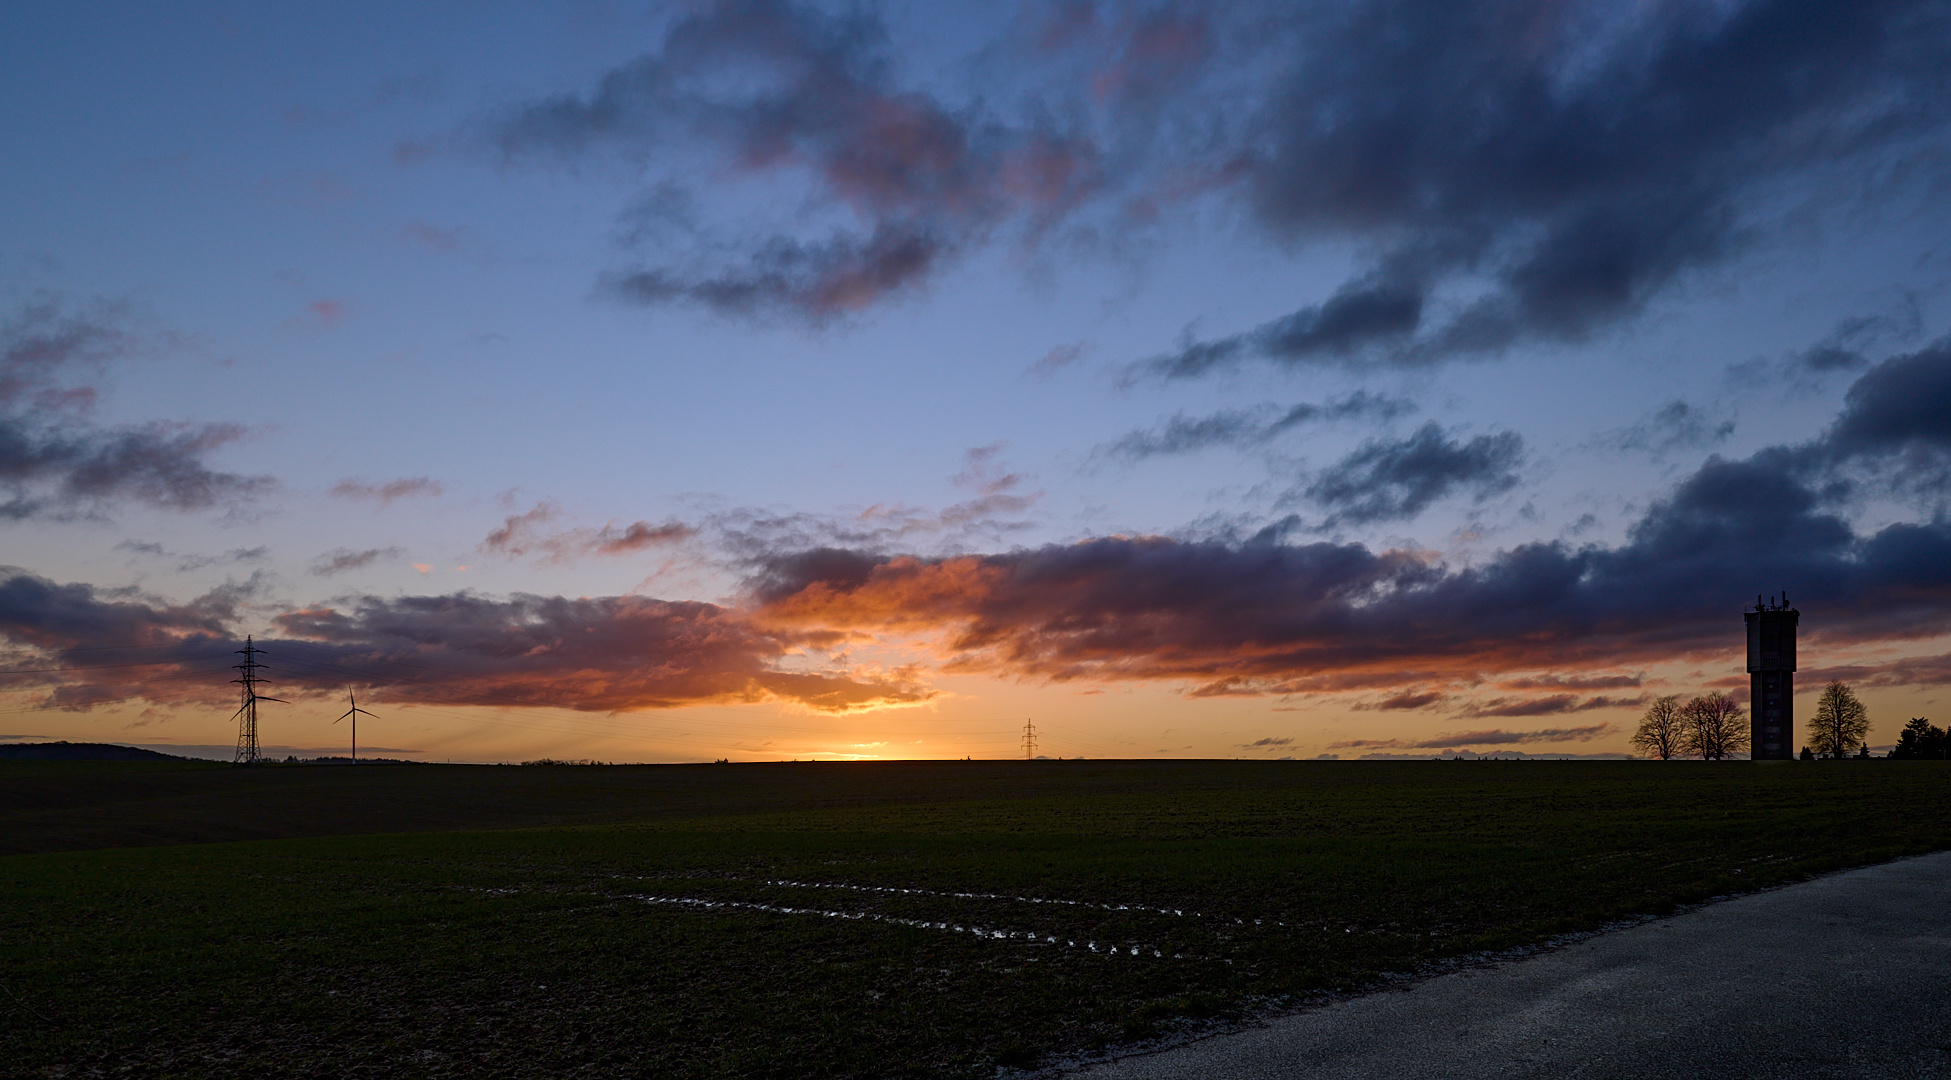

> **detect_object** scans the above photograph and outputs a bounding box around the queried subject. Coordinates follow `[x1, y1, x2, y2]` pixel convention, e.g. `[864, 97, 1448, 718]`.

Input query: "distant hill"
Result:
[0, 741, 193, 762]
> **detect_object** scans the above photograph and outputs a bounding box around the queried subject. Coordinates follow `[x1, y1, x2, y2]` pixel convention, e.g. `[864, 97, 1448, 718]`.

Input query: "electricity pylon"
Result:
[231, 636, 286, 766]
[335, 688, 379, 762]
[1021, 718, 1037, 760]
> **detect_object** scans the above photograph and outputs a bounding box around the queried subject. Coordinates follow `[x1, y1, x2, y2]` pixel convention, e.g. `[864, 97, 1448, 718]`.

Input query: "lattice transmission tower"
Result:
[1021, 718, 1037, 760]
[231, 636, 285, 766]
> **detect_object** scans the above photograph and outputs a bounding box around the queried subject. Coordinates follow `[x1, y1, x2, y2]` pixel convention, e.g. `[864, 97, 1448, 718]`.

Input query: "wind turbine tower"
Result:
[336, 688, 379, 762]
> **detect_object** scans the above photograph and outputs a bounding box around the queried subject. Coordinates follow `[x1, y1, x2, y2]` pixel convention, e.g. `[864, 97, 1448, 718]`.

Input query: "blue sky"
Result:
[3, 0, 1949, 762]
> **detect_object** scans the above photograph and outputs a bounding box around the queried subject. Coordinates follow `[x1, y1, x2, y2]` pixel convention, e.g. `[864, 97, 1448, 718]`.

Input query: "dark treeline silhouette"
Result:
[1890, 718, 1949, 760]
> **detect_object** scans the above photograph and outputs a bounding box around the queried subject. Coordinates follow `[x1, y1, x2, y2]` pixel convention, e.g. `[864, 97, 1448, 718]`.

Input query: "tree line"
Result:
[1630, 681, 1917, 760]
[1890, 717, 1950, 759]
[1630, 691, 1748, 760]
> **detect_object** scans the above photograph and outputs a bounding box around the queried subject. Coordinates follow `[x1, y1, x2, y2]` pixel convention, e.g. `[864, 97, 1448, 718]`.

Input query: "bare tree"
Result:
[1682, 692, 1749, 761]
[1631, 695, 1686, 760]
[1809, 681, 1870, 759]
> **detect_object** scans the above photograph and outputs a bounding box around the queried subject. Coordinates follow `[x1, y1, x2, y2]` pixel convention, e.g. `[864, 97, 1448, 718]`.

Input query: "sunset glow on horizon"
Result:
[3, 1, 1949, 762]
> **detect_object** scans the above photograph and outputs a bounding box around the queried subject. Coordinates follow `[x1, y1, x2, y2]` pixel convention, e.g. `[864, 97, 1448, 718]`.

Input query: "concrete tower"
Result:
[1746, 594, 1798, 760]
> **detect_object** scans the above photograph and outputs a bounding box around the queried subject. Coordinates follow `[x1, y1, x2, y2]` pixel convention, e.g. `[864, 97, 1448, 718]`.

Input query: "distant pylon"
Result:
[231, 636, 286, 766]
[1022, 718, 1037, 760]
[335, 688, 379, 762]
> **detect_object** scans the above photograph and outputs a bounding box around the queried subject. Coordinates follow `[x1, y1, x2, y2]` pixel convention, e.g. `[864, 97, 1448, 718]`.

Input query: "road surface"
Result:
[1075, 851, 1951, 1079]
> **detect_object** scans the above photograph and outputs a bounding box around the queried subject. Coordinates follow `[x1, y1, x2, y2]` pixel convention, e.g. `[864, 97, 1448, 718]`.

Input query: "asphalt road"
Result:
[1075, 851, 1951, 1079]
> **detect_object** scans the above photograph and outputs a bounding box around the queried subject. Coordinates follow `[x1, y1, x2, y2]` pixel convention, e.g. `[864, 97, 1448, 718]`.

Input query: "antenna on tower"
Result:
[1021, 718, 1037, 760]
[231, 636, 286, 766]
[335, 688, 379, 763]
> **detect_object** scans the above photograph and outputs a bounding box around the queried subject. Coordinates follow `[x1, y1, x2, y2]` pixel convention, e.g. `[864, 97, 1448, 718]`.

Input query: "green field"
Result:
[5, 759, 1951, 1078]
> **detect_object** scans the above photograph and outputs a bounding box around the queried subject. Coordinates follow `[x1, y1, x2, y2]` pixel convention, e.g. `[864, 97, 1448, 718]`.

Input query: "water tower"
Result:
[1745, 594, 1798, 760]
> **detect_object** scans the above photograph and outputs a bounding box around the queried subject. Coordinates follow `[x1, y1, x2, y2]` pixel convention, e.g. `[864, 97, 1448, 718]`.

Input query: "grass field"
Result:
[5, 759, 1951, 1078]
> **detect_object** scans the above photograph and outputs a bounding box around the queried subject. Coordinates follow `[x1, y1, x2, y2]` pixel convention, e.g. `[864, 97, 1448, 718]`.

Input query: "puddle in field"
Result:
[625, 893, 1174, 956]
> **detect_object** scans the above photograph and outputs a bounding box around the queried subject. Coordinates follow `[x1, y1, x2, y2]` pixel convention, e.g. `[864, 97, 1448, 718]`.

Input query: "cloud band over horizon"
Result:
[5, 340, 1947, 729]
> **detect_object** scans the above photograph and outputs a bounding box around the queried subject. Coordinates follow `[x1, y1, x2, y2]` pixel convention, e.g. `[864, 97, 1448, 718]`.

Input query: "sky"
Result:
[2, 0, 1949, 763]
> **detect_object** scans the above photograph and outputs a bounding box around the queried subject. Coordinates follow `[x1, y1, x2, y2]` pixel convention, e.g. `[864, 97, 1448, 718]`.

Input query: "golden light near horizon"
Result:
[1, 0, 1948, 763]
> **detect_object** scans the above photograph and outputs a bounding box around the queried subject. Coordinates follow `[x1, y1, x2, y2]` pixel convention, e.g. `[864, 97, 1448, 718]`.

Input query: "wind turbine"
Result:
[335, 688, 379, 762]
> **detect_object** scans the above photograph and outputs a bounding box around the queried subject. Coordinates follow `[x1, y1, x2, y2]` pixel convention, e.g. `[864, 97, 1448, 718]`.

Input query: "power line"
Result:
[1021, 717, 1037, 760]
[11, 639, 226, 654]
[0, 658, 210, 675]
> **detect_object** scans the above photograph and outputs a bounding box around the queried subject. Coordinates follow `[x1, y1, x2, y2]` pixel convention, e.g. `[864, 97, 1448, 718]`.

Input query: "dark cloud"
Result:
[1598, 401, 1735, 458]
[1155, 0, 1951, 372]
[1791, 299, 1924, 373]
[0, 570, 238, 708]
[1353, 690, 1446, 711]
[48, 422, 266, 510]
[262, 592, 930, 713]
[118, 542, 269, 574]
[0, 295, 127, 407]
[0, 298, 271, 519]
[1821, 337, 1951, 461]
[587, 521, 699, 556]
[493, 0, 1100, 322]
[1498, 674, 1643, 692]
[1145, 281, 1425, 378]
[1331, 724, 1613, 750]
[0, 569, 930, 715]
[1801, 651, 1951, 689]
[329, 476, 444, 505]
[0, 570, 231, 652]
[1299, 422, 1523, 525]
[11, 342, 1951, 722]
[1455, 696, 1635, 718]
[0, 415, 269, 520]
[482, 501, 698, 563]
[1100, 392, 1415, 460]
[1101, 409, 1266, 460]
[750, 358, 1951, 697]
[607, 222, 947, 318]
[468, 0, 1948, 341]
[309, 547, 407, 576]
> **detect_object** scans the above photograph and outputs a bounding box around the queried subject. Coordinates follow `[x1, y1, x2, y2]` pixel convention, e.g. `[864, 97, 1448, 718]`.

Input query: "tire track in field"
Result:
[626, 875, 1292, 928]
[624, 893, 1178, 956]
